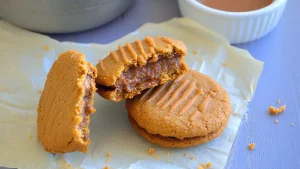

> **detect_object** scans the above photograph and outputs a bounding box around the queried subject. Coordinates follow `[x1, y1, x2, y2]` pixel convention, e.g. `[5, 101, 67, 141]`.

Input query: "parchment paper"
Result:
[0, 18, 263, 169]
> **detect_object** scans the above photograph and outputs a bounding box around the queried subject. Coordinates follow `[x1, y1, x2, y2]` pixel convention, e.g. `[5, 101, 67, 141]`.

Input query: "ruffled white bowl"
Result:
[178, 0, 287, 44]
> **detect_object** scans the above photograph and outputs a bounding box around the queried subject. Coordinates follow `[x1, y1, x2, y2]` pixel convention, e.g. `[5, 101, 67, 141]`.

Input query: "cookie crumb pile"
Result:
[42, 45, 50, 50]
[198, 166, 204, 169]
[106, 152, 111, 158]
[106, 152, 111, 162]
[248, 143, 255, 150]
[206, 162, 212, 168]
[269, 105, 286, 115]
[148, 148, 154, 155]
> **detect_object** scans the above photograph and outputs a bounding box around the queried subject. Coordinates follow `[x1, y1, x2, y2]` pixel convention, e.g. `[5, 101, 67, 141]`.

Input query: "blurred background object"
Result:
[0, 0, 134, 33]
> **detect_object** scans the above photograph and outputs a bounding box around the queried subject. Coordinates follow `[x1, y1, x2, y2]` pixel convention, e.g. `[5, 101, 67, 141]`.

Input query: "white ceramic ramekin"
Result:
[178, 0, 287, 44]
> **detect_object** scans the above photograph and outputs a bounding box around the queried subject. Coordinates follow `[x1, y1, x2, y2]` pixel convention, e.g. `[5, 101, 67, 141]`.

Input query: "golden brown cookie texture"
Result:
[126, 70, 231, 148]
[37, 50, 97, 153]
[96, 36, 188, 102]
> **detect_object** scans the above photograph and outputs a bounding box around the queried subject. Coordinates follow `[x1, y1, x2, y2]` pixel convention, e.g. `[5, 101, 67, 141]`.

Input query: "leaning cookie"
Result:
[96, 36, 188, 102]
[37, 50, 97, 153]
[126, 70, 231, 148]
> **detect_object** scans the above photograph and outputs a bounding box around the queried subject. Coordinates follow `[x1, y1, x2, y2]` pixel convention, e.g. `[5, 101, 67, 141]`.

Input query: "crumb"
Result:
[292, 123, 295, 126]
[155, 155, 160, 159]
[198, 166, 204, 169]
[148, 148, 154, 155]
[29, 135, 33, 139]
[37, 53, 41, 57]
[103, 166, 109, 169]
[274, 120, 278, 124]
[184, 152, 189, 156]
[222, 62, 227, 66]
[66, 163, 72, 168]
[233, 112, 239, 116]
[106, 152, 111, 158]
[201, 164, 205, 168]
[248, 143, 255, 150]
[38, 89, 43, 94]
[198, 57, 203, 62]
[105, 159, 110, 162]
[206, 162, 212, 168]
[168, 160, 171, 163]
[193, 51, 197, 55]
[42, 45, 50, 50]
[167, 152, 170, 156]
[277, 98, 280, 104]
[191, 156, 195, 160]
[269, 105, 286, 115]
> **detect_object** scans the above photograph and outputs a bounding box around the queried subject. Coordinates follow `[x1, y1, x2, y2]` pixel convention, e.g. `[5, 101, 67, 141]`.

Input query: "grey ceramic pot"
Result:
[0, 0, 134, 33]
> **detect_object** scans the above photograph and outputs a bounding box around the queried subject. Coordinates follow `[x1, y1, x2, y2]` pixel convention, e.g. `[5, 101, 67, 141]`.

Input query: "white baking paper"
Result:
[0, 18, 263, 169]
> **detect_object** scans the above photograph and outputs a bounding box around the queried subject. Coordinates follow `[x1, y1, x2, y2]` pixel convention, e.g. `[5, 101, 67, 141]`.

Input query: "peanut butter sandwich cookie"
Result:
[96, 36, 188, 102]
[37, 50, 97, 153]
[126, 70, 231, 148]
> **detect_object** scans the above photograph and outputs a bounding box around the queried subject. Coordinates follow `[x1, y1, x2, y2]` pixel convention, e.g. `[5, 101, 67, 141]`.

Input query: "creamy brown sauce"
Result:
[115, 54, 181, 93]
[79, 75, 92, 141]
[197, 0, 273, 12]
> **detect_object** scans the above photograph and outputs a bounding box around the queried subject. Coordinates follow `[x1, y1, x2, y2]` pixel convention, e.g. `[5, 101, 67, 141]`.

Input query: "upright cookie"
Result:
[37, 50, 97, 153]
[126, 70, 231, 147]
[96, 36, 188, 102]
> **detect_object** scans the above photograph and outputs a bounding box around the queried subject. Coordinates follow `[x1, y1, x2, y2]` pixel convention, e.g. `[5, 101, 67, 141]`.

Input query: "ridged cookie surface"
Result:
[96, 36, 188, 102]
[96, 36, 187, 86]
[126, 70, 231, 146]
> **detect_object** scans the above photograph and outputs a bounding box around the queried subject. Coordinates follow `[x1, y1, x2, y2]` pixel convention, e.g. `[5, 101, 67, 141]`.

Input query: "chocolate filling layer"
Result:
[79, 74, 92, 141]
[115, 54, 181, 93]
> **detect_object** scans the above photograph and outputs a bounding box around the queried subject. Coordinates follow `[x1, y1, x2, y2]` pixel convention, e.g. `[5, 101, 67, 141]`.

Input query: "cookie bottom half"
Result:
[128, 115, 226, 148]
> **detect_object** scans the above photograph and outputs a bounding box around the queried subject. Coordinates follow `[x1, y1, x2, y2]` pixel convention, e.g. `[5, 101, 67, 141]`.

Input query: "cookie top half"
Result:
[126, 70, 231, 140]
[95, 36, 187, 86]
[37, 50, 97, 153]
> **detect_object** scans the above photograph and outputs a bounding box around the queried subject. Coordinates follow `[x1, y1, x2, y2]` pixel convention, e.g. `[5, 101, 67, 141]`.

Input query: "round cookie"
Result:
[37, 50, 97, 153]
[126, 70, 231, 147]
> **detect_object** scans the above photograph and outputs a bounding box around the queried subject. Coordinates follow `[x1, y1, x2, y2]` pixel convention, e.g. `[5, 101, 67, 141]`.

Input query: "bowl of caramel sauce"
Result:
[178, 0, 287, 44]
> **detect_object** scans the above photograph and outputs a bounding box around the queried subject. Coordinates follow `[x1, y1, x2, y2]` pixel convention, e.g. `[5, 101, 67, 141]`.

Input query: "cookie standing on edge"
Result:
[126, 70, 232, 148]
[95, 36, 188, 102]
[37, 50, 97, 153]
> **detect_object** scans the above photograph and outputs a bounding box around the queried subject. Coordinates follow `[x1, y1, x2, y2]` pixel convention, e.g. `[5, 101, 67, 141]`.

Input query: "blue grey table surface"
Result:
[2, 0, 299, 169]
[51, 0, 300, 169]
